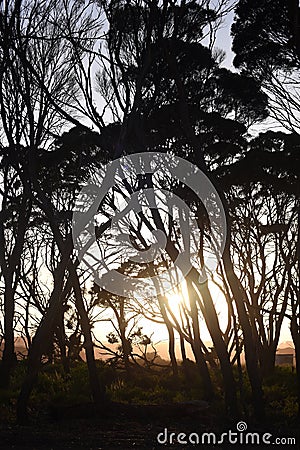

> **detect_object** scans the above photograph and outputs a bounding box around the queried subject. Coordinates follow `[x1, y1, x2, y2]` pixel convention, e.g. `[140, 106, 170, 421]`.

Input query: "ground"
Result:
[0, 402, 299, 449]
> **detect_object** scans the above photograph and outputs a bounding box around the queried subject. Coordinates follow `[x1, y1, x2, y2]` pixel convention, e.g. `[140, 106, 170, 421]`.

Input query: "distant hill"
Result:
[278, 341, 294, 348]
[0, 337, 28, 359]
[0, 338, 296, 362]
[276, 347, 295, 355]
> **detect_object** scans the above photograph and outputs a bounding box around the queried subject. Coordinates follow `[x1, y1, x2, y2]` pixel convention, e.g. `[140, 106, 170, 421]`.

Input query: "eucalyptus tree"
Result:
[0, 0, 107, 417]
[232, 0, 300, 132]
[17, 125, 110, 421]
[1, 0, 272, 422]
[84, 0, 269, 418]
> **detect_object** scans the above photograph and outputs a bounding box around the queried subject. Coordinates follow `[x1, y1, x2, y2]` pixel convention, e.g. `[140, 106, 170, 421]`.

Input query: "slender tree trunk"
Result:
[0, 285, 17, 387]
[166, 321, 178, 377]
[119, 322, 131, 373]
[291, 316, 300, 417]
[232, 307, 246, 418]
[117, 298, 132, 374]
[22, 174, 105, 412]
[259, 344, 277, 378]
[17, 258, 107, 422]
[290, 205, 300, 417]
[70, 266, 106, 403]
[188, 283, 214, 399]
[223, 244, 265, 421]
[180, 334, 187, 363]
[56, 308, 70, 375]
[17, 255, 69, 423]
[188, 274, 237, 417]
[158, 298, 178, 376]
[0, 196, 30, 387]
[144, 162, 234, 410]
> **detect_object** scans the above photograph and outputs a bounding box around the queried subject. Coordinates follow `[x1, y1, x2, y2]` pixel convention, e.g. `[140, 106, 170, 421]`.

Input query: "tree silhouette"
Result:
[232, 0, 300, 132]
[0, 0, 298, 428]
[88, 0, 269, 419]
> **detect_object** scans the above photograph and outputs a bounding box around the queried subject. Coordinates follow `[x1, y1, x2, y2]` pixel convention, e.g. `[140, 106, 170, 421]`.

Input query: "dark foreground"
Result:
[0, 402, 299, 449]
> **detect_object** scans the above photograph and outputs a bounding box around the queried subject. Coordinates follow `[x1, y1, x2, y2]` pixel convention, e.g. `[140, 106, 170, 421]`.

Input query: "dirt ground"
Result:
[0, 403, 298, 449]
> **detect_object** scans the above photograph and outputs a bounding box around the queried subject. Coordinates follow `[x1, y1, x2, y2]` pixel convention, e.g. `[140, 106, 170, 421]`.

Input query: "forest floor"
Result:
[0, 362, 299, 449]
[0, 401, 299, 449]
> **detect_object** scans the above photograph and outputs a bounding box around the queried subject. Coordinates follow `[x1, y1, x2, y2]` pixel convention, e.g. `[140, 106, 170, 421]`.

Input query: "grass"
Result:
[0, 360, 299, 428]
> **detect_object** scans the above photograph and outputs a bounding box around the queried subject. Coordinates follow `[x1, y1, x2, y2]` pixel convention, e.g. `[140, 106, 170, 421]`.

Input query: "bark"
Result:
[118, 299, 131, 373]
[259, 343, 277, 378]
[17, 249, 70, 423]
[187, 281, 214, 399]
[0, 196, 31, 387]
[0, 286, 17, 387]
[223, 243, 265, 421]
[166, 321, 178, 377]
[157, 297, 178, 376]
[180, 334, 187, 362]
[56, 308, 70, 375]
[291, 316, 300, 417]
[188, 274, 237, 417]
[17, 253, 106, 423]
[69, 265, 106, 404]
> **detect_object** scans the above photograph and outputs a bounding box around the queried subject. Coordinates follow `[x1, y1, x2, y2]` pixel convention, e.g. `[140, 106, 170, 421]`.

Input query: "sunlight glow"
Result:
[166, 291, 182, 310]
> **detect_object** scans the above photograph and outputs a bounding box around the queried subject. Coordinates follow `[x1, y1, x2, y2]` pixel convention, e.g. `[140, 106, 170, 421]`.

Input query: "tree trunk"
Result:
[187, 282, 214, 399]
[0, 285, 17, 387]
[56, 308, 70, 375]
[189, 273, 237, 418]
[17, 244, 72, 423]
[117, 298, 132, 374]
[223, 243, 265, 421]
[158, 297, 178, 376]
[119, 324, 131, 373]
[180, 334, 187, 363]
[259, 344, 277, 378]
[17, 256, 107, 423]
[0, 197, 30, 388]
[167, 321, 178, 377]
[70, 266, 106, 404]
[291, 315, 300, 417]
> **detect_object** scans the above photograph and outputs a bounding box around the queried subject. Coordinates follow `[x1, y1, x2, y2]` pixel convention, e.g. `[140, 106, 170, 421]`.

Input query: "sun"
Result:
[165, 280, 192, 315]
[165, 280, 230, 339]
[166, 291, 182, 310]
[165, 283, 188, 314]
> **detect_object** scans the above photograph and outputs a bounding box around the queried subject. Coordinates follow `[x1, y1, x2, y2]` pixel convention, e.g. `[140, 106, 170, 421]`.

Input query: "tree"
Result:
[0, 0, 276, 423]
[16, 125, 110, 421]
[232, 0, 300, 132]
[217, 128, 300, 408]
[0, 0, 115, 419]
[84, 0, 269, 418]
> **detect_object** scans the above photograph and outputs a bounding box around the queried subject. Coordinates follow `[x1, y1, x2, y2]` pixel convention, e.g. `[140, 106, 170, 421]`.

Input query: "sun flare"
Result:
[166, 291, 182, 309]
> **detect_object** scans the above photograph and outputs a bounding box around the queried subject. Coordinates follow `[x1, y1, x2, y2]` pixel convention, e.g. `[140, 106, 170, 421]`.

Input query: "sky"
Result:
[215, 6, 235, 68]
